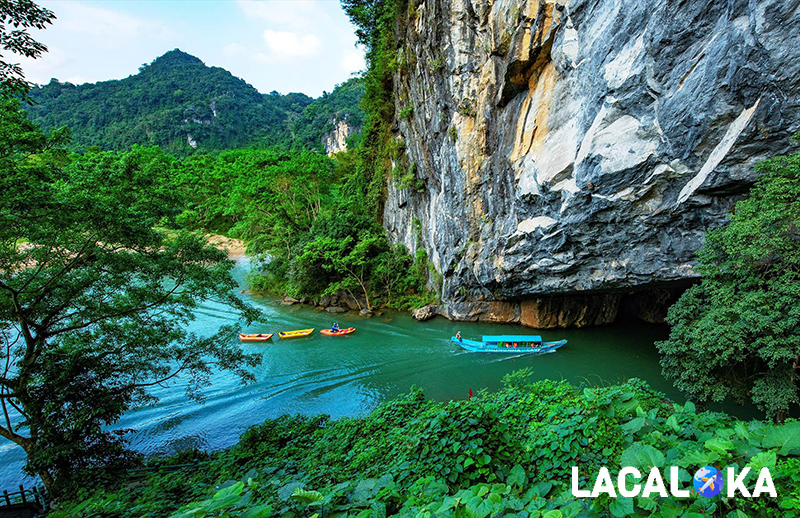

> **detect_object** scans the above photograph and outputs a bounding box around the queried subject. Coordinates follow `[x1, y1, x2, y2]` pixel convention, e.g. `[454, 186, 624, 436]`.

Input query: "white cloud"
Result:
[223, 42, 248, 57]
[64, 75, 89, 85]
[236, 0, 317, 29]
[16, 1, 183, 85]
[15, 45, 69, 85]
[15, 0, 363, 97]
[57, 2, 178, 44]
[341, 49, 366, 74]
[253, 52, 271, 65]
[262, 30, 320, 59]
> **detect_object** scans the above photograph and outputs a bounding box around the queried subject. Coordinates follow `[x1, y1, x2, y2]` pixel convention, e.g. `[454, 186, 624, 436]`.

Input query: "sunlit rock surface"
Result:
[324, 118, 358, 155]
[385, 0, 800, 326]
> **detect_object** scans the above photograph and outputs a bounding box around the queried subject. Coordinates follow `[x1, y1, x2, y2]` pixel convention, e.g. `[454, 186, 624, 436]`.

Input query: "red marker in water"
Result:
[469, 388, 473, 401]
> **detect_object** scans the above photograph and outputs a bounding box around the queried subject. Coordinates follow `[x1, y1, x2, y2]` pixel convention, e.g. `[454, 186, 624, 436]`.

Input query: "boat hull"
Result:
[279, 328, 315, 339]
[451, 337, 566, 354]
[239, 333, 273, 342]
[320, 327, 355, 336]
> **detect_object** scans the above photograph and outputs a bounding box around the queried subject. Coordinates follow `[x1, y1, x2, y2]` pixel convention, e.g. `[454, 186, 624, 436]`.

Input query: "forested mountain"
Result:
[289, 77, 364, 151]
[25, 49, 363, 155]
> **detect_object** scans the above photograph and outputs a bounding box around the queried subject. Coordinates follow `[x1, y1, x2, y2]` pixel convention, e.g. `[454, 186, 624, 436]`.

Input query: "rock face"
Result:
[385, 0, 800, 326]
[323, 118, 358, 155]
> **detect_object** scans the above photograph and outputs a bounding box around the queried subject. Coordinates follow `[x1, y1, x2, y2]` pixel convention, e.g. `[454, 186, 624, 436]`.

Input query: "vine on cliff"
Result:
[341, 0, 408, 220]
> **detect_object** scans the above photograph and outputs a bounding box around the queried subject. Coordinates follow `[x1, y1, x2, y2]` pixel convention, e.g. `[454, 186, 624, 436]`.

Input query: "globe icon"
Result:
[693, 466, 723, 497]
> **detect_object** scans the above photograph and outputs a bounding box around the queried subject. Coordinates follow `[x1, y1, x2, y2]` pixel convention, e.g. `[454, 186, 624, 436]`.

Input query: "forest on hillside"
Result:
[25, 49, 364, 155]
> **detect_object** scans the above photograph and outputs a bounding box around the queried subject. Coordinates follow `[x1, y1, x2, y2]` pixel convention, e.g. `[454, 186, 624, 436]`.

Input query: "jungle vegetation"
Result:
[657, 135, 800, 423]
[49, 373, 800, 517]
[24, 50, 364, 156]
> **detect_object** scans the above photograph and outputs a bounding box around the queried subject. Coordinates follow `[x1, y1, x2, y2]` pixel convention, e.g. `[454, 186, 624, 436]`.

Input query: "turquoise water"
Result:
[0, 258, 691, 489]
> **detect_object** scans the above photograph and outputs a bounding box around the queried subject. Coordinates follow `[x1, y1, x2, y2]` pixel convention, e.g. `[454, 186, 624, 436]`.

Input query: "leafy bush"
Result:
[657, 135, 800, 421]
[50, 374, 800, 517]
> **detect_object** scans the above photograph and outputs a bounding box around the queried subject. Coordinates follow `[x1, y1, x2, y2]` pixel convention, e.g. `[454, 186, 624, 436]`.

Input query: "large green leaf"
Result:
[507, 465, 527, 488]
[704, 437, 735, 455]
[621, 418, 646, 433]
[278, 482, 305, 501]
[678, 449, 719, 468]
[241, 504, 274, 518]
[620, 443, 665, 469]
[762, 421, 800, 455]
[747, 450, 777, 471]
[609, 496, 634, 517]
[291, 487, 325, 506]
[464, 495, 493, 518]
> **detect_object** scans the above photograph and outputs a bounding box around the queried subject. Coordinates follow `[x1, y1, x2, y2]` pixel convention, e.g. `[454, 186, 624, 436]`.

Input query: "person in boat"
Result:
[456, 331, 462, 341]
[331, 322, 339, 332]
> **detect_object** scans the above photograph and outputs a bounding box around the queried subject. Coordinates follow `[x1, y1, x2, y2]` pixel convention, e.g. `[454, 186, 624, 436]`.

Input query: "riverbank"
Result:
[206, 234, 247, 259]
[48, 376, 799, 517]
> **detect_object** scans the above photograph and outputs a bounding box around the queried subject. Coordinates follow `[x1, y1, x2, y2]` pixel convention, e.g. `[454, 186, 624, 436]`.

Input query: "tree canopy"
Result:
[0, 99, 262, 493]
[0, 0, 55, 99]
[24, 50, 364, 156]
[657, 136, 800, 421]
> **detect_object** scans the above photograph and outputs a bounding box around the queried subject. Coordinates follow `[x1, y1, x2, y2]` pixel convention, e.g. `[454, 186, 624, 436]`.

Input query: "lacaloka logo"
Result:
[571, 466, 776, 498]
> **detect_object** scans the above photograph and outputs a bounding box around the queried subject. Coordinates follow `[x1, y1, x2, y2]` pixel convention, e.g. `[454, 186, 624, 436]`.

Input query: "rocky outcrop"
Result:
[312, 290, 369, 311]
[323, 118, 358, 155]
[386, 0, 800, 327]
[411, 286, 683, 327]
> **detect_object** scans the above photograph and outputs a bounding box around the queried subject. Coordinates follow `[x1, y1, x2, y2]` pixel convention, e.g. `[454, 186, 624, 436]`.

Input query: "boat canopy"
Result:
[482, 335, 543, 343]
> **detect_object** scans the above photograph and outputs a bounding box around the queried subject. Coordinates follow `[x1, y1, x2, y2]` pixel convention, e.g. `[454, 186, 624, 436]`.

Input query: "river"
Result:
[0, 257, 685, 489]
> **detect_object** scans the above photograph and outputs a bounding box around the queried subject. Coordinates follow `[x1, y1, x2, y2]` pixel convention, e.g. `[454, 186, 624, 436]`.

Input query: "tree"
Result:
[657, 135, 800, 421]
[299, 234, 387, 311]
[0, 100, 262, 493]
[0, 0, 56, 99]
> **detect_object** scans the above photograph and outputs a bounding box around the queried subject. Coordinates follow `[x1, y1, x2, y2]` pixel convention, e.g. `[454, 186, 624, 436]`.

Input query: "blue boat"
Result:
[451, 334, 567, 354]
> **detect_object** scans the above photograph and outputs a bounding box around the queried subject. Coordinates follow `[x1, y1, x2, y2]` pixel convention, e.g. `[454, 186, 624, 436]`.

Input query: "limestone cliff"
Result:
[323, 118, 359, 155]
[385, 0, 800, 326]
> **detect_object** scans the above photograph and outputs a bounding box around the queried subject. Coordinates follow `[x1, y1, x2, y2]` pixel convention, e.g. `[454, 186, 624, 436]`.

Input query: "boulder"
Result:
[411, 305, 438, 321]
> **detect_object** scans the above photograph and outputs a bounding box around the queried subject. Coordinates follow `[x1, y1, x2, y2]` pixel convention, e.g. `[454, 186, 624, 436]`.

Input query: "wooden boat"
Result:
[320, 327, 355, 336]
[239, 333, 273, 342]
[451, 334, 566, 354]
[279, 328, 315, 339]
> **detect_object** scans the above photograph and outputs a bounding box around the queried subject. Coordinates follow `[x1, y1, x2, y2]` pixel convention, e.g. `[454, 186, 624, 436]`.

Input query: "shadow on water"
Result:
[0, 257, 763, 488]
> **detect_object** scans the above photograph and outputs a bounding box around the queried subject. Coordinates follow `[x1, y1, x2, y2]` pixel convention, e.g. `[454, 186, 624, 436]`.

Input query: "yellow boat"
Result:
[278, 328, 315, 339]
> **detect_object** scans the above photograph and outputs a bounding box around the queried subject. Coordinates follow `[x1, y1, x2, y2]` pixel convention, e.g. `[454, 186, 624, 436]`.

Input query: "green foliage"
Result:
[657, 137, 800, 421]
[25, 50, 364, 156]
[287, 77, 366, 153]
[458, 98, 477, 117]
[0, 0, 55, 99]
[0, 99, 262, 494]
[398, 106, 414, 120]
[428, 58, 444, 72]
[50, 376, 800, 517]
[170, 480, 273, 518]
[342, 0, 406, 219]
[398, 162, 425, 193]
[171, 148, 336, 249]
[449, 125, 458, 142]
[163, 142, 433, 309]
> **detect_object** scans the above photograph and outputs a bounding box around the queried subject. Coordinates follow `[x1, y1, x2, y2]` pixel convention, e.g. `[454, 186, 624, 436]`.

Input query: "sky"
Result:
[15, 0, 366, 97]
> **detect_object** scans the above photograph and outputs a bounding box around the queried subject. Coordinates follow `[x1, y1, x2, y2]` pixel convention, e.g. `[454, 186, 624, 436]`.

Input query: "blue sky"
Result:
[17, 0, 366, 97]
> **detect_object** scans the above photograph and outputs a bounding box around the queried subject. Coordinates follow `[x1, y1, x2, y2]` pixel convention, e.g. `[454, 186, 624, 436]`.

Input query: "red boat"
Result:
[320, 327, 355, 336]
